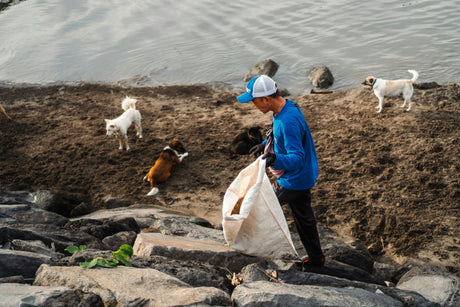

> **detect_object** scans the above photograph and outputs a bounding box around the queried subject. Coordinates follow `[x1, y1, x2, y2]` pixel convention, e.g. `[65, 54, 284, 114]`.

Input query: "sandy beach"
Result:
[0, 82, 458, 275]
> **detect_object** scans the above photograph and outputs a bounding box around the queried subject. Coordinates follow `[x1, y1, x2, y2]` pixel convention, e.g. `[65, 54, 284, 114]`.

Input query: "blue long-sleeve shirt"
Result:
[270, 99, 318, 190]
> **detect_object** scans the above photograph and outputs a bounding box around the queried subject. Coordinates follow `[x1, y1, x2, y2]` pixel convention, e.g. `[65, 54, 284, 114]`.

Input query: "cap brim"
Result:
[237, 92, 253, 103]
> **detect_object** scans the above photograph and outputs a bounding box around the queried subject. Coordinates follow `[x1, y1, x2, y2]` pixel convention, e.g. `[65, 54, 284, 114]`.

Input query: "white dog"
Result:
[105, 97, 142, 150]
[362, 70, 419, 113]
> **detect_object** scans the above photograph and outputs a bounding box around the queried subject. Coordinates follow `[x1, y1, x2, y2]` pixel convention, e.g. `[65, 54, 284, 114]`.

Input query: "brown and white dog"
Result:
[143, 139, 188, 196]
[105, 96, 142, 151]
[362, 70, 419, 113]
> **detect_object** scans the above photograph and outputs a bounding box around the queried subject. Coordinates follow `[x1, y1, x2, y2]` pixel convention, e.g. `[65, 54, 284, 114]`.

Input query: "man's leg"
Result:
[275, 183, 324, 262]
[288, 190, 324, 261]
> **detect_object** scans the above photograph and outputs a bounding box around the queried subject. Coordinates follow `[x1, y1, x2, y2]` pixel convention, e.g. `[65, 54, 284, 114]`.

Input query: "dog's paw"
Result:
[179, 152, 189, 162]
[147, 187, 159, 196]
[143, 176, 147, 181]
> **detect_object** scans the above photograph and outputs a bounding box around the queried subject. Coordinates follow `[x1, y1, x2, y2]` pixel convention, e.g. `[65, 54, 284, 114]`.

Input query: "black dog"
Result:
[229, 126, 263, 157]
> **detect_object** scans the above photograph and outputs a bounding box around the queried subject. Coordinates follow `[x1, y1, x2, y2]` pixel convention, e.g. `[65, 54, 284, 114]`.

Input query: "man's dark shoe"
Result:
[293, 257, 325, 270]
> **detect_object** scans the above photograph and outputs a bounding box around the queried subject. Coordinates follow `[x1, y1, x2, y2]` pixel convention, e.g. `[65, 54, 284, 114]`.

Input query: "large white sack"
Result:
[222, 157, 299, 259]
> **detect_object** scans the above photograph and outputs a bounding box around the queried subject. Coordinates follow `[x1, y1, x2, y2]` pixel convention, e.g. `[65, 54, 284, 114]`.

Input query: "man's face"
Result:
[252, 96, 270, 113]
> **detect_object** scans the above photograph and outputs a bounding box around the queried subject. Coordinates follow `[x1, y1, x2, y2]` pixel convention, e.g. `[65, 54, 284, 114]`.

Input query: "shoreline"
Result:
[1, 81, 459, 274]
[0, 78, 449, 90]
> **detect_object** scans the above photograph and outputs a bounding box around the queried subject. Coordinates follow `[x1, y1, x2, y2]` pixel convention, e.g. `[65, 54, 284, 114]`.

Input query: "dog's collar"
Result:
[163, 146, 180, 157]
[371, 78, 377, 88]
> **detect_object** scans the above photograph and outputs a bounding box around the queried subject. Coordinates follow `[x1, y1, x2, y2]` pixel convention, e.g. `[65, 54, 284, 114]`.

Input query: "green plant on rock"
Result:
[65, 244, 133, 269]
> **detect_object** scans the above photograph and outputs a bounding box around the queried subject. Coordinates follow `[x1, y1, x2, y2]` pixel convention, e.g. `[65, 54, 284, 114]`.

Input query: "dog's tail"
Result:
[408, 70, 419, 83]
[121, 96, 137, 111]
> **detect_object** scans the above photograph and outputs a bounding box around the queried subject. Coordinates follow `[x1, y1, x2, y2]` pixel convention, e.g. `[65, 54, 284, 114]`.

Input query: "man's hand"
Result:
[261, 152, 276, 167]
[249, 144, 264, 157]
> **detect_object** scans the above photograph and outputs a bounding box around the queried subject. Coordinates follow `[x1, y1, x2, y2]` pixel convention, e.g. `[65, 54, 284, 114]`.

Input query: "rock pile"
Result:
[1, 185, 459, 306]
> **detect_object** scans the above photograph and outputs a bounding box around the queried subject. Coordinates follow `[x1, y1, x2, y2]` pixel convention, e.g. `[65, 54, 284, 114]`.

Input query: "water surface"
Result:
[0, 0, 459, 95]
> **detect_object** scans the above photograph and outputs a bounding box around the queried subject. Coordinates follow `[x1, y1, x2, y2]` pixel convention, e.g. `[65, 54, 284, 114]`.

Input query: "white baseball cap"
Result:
[238, 75, 278, 103]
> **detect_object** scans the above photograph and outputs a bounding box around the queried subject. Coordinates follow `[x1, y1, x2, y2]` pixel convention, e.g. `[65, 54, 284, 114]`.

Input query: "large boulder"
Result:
[323, 243, 374, 273]
[131, 254, 233, 294]
[0, 250, 55, 279]
[34, 264, 231, 306]
[308, 65, 334, 88]
[58, 250, 233, 294]
[0, 283, 104, 307]
[102, 230, 137, 250]
[72, 206, 196, 229]
[0, 283, 103, 307]
[238, 261, 434, 306]
[244, 59, 279, 81]
[31, 189, 88, 218]
[0, 225, 105, 252]
[397, 265, 460, 307]
[64, 217, 140, 240]
[151, 215, 225, 243]
[232, 280, 403, 306]
[0, 204, 68, 226]
[238, 258, 383, 286]
[73, 206, 224, 242]
[0, 184, 34, 205]
[11, 239, 63, 261]
[133, 232, 261, 272]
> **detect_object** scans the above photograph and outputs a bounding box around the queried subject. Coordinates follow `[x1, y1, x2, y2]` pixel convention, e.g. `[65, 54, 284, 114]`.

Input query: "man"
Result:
[238, 75, 325, 267]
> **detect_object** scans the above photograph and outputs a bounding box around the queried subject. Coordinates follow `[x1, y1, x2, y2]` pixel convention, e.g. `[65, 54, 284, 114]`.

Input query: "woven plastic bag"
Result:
[222, 157, 299, 259]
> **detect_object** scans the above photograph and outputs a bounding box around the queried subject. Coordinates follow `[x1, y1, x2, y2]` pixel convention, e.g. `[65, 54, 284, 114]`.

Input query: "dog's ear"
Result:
[170, 139, 181, 148]
[171, 139, 186, 153]
[105, 119, 110, 123]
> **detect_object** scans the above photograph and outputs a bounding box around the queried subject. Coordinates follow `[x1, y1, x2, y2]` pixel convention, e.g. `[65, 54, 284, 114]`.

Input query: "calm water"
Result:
[0, 0, 459, 95]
